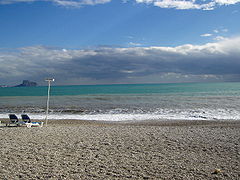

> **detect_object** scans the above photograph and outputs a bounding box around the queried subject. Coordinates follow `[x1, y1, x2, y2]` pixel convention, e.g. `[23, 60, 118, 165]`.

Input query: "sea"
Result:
[0, 82, 240, 121]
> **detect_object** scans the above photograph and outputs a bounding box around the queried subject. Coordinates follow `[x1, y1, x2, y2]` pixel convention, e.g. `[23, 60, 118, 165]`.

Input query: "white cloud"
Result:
[1, 0, 240, 9]
[52, 0, 81, 7]
[222, 28, 228, 32]
[135, 0, 240, 10]
[121, 70, 135, 73]
[201, 33, 212, 37]
[213, 28, 229, 33]
[153, 0, 202, 10]
[214, 0, 240, 5]
[128, 42, 142, 46]
[0, 0, 112, 7]
[0, 0, 35, 4]
[214, 36, 228, 41]
[1, 36, 240, 85]
[211, 28, 229, 41]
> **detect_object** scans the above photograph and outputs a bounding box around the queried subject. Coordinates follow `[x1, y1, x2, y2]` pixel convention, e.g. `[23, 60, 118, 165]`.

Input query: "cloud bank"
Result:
[1, 37, 240, 85]
[0, 0, 240, 9]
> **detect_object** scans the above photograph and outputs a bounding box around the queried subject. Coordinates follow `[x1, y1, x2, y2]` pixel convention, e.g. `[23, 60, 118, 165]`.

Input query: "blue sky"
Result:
[0, 0, 240, 85]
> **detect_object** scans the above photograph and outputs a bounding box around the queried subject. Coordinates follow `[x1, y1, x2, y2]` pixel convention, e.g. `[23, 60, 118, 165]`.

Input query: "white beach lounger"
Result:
[21, 114, 44, 128]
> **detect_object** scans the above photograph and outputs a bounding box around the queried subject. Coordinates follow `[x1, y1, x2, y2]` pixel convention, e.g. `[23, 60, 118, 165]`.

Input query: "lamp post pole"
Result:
[45, 78, 54, 127]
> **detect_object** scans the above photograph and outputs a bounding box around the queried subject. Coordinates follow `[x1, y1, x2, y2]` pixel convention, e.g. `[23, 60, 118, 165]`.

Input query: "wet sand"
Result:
[0, 120, 239, 179]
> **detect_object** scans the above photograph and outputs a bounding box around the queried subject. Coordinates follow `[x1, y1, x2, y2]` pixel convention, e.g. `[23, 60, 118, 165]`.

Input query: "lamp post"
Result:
[45, 78, 54, 127]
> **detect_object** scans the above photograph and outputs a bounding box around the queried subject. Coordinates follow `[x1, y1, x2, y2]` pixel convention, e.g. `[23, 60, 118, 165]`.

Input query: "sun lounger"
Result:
[21, 114, 31, 123]
[7, 114, 20, 126]
[21, 114, 43, 127]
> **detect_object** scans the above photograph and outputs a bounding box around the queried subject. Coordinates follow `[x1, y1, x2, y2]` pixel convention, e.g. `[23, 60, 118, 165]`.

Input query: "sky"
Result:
[0, 0, 240, 85]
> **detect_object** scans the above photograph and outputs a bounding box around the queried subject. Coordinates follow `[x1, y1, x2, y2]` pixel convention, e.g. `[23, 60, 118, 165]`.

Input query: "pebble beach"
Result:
[0, 120, 239, 179]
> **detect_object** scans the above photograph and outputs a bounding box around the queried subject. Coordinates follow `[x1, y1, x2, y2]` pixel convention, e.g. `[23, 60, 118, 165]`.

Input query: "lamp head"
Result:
[45, 78, 55, 82]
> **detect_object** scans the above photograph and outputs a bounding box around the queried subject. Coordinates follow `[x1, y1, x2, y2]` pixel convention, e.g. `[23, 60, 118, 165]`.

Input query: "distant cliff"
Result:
[15, 80, 37, 87]
[0, 85, 8, 88]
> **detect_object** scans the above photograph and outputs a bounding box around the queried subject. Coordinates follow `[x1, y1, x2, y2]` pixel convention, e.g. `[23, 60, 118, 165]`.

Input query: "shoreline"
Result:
[1, 118, 240, 127]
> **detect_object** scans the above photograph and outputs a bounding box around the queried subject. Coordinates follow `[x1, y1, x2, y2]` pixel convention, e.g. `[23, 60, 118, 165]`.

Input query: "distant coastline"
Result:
[0, 80, 37, 88]
[0, 85, 8, 88]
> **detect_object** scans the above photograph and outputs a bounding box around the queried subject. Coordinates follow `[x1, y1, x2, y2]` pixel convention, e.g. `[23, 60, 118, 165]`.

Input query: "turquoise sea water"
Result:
[1, 82, 240, 97]
[0, 82, 240, 121]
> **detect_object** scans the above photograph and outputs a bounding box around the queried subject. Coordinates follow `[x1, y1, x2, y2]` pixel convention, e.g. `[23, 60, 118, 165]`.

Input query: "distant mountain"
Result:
[0, 85, 8, 88]
[15, 80, 37, 87]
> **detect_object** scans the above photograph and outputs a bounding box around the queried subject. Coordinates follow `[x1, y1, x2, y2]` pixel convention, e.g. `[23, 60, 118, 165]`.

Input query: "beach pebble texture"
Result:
[0, 120, 239, 180]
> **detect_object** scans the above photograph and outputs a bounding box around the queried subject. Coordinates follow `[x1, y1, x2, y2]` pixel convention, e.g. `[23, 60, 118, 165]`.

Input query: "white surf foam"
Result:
[1, 108, 240, 121]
